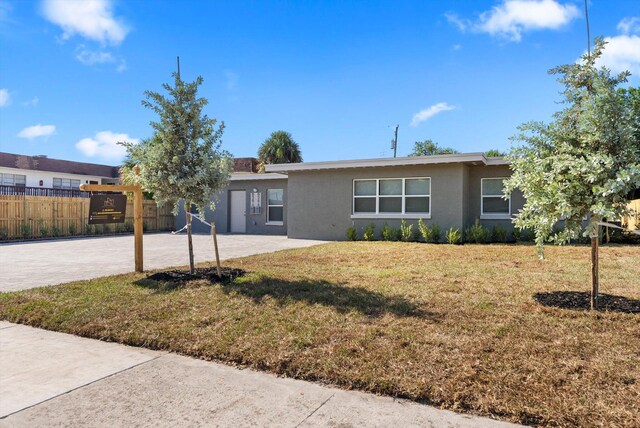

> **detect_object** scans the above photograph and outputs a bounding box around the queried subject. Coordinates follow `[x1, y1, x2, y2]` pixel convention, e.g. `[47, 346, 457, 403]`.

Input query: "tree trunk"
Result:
[590, 232, 599, 311]
[186, 204, 195, 275]
[211, 222, 221, 277]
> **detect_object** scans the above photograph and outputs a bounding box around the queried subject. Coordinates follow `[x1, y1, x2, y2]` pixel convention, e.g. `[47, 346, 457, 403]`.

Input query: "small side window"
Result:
[481, 178, 510, 216]
[267, 189, 284, 224]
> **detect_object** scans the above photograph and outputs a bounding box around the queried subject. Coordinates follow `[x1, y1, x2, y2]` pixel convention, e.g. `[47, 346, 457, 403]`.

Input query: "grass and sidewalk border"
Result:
[1, 242, 638, 426]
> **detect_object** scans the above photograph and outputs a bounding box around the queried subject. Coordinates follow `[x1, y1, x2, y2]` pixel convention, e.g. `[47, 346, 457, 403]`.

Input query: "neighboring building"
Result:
[178, 153, 525, 240]
[232, 157, 259, 173]
[0, 152, 119, 194]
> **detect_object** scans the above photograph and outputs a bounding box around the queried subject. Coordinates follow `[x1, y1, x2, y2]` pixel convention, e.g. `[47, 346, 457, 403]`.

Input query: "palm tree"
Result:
[257, 131, 302, 172]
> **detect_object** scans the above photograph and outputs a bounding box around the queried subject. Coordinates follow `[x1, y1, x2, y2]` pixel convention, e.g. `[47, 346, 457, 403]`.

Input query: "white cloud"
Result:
[75, 46, 115, 65]
[74, 45, 126, 72]
[76, 131, 138, 159]
[445, 12, 469, 32]
[0, 88, 10, 107]
[42, 0, 128, 45]
[596, 35, 640, 76]
[617, 17, 640, 35]
[448, 0, 579, 42]
[17, 124, 56, 139]
[410, 103, 455, 127]
[22, 96, 40, 107]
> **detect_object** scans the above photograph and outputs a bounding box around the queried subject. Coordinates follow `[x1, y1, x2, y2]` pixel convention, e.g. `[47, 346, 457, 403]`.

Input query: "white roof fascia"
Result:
[229, 173, 288, 181]
[485, 157, 510, 166]
[265, 153, 489, 173]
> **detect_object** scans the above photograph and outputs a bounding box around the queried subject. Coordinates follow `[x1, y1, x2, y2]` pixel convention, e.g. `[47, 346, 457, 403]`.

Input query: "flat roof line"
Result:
[229, 172, 288, 181]
[265, 153, 509, 173]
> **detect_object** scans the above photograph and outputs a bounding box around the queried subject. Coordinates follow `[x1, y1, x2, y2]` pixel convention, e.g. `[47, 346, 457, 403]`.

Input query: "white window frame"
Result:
[1, 173, 26, 186]
[266, 188, 284, 226]
[53, 177, 81, 190]
[480, 177, 511, 219]
[351, 177, 431, 219]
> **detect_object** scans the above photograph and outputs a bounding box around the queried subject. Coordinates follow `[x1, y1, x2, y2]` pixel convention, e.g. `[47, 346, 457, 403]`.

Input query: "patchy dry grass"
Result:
[1, 243, 639, 427]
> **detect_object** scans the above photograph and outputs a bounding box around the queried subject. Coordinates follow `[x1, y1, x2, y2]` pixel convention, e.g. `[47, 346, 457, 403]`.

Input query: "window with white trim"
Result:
[481, 178, 510, 217]
[0, 173, 26, 186]
[52, 178, 81, 189]
[353, 177, 431, 216]
[267, 189, 284, 224]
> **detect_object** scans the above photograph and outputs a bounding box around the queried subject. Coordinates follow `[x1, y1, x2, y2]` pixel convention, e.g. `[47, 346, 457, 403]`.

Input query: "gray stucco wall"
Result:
[461, 165, 470, 231]
[176, 178, 287, 235]
[286, 164, 467, 241]
[466, 165, 524, 232]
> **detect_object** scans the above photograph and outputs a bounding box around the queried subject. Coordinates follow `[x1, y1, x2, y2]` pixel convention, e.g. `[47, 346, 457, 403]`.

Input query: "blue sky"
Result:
[0, 0, 638, 165]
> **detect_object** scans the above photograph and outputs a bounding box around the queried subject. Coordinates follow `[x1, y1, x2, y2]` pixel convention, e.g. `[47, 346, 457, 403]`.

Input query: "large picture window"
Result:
[0, 173, 26, 186]
[52, 178, 81, 189]
[353, 177, 431, 217]
[267, 189, 284, 225]
[481, 178, 510, 217]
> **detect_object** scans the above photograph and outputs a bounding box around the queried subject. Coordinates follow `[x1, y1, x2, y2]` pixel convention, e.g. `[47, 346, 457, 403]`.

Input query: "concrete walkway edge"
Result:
[0, 322, 522, 428]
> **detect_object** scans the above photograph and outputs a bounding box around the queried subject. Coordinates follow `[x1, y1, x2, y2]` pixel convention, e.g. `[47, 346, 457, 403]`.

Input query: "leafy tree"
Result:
[619, 86, 640, 149]
[484, 149, 506, 157]
[121, 71, 233, 274]
[619, 86, 640, 201]
[409, 139, 459, 156]
[504, 38, 640, 309]
[257, 130, 302, 172]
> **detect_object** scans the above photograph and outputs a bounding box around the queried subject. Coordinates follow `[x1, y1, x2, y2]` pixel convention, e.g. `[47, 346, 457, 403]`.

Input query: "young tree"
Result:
[619, 86, 640, 148]
[257, 130, 302, 172]
[121, 71, 233, 274]
[504, 39, 640, 309]
[409, 139, 459, 156]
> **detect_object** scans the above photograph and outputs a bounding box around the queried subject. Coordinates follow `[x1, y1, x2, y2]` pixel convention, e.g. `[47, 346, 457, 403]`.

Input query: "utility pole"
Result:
[584, 0, 591, 59]
[177, 56, 181, 79]
[393, 125, 399, 158]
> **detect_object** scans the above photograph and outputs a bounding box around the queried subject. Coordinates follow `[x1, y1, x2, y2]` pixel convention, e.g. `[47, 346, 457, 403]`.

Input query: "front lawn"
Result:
[1, 243, 638, 427]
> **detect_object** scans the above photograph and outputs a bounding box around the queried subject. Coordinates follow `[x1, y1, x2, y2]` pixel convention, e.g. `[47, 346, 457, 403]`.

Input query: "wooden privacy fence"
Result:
[0, 195, 175, 240]
[623, 199, 640, 230]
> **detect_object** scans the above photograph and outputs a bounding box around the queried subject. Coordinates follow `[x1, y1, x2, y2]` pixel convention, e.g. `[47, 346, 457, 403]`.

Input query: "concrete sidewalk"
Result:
[0, 322, 521, 428]
[0, 233, 326, 292]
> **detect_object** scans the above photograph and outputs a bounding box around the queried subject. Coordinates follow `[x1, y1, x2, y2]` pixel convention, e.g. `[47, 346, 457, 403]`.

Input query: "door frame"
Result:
[229, 190, 247, 233]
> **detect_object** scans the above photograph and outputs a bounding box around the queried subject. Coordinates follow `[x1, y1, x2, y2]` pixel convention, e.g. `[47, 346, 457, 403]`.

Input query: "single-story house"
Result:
[179, 153, 524, 241]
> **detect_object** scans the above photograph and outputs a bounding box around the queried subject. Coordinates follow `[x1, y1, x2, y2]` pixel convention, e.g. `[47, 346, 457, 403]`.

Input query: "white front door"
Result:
[230, 190, 246, 233]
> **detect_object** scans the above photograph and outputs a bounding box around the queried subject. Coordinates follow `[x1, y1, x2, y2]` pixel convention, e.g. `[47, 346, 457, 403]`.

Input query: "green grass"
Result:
[1, 242, 639, 427]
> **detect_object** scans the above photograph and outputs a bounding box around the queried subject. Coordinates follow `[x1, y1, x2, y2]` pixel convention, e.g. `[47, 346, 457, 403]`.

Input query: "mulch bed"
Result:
[534, 291, 640, 313]
[147, 267, 246, 284]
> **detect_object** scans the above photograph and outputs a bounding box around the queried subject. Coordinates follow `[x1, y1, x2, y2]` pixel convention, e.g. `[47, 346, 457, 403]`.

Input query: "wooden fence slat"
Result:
[0, 195, 174, 240]
[623, 199, 640, 230]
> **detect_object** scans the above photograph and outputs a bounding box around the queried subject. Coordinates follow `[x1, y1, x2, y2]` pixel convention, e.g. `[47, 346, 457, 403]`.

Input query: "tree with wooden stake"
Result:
[504, 38, 640, 310]
[120, 63, 232, 275]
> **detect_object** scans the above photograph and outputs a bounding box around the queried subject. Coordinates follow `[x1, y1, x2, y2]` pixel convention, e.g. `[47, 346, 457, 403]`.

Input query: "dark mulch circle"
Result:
[147, 267, 246, 285]
[534, 291, 640, 313]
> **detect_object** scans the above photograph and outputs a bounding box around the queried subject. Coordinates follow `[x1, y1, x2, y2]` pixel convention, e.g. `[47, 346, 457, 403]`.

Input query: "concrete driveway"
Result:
[0, 233, 325, 292]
